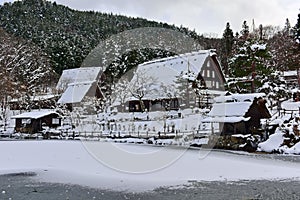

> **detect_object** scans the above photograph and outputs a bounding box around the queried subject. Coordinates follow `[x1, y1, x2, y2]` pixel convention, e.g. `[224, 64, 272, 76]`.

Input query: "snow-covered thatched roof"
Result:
[281, 99, 300, 111]
[57, 67, 102, 104]
[214, 93, 266, 103]
[12, 110, 60, 119]
[56, 67, 102, 91]
[57, 81, 97, 104]
[139, 50, 212, 82]
[209, 102, 252, 117]
[202, 93, 266, 123]
[127, 50, 218, 100]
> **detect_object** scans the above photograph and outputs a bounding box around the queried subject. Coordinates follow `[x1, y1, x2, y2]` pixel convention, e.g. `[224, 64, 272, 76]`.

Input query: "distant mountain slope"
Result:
[0, 0, 214, 75]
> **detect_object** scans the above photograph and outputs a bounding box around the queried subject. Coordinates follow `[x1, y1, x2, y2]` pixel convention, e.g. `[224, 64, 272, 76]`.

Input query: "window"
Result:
[202, 70, 205, 77]
[21, 119, 31, 124]
[207, 61, 210, 67]
[216, 82, 219, 89]
[205, 80, 212, 88]
[207, 70, 210, 78]
[52, 118, 60, 125]
[212, 71, 215, 78]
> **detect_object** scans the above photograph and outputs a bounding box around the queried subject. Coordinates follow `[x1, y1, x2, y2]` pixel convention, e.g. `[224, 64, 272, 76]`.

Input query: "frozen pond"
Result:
[0, 140, 300, 199]
[0, 172, 299, 200]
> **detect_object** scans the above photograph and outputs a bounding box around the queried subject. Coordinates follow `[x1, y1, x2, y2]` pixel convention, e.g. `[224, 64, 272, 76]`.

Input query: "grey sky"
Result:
[2, 0, 300, 37]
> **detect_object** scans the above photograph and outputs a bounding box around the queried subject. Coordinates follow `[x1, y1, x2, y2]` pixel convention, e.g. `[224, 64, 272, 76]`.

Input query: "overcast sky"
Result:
[2, 0, 300, 37]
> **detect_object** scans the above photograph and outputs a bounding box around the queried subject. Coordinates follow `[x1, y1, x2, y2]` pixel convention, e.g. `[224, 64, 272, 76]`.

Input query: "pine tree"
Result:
[293, 13, 300, 44]
[258, 24, 263, 40]
[284, 18, 291, 35]
[240, 21, 250, 40]
[221, 22, 234, 75]
[229, 32, 272, 82]
[290, 12, 300, 70]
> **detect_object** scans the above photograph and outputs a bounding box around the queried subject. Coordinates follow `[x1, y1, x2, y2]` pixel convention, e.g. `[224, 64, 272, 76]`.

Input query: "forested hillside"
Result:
[1, 0, 299, 95]
[0, 0, 217, 75]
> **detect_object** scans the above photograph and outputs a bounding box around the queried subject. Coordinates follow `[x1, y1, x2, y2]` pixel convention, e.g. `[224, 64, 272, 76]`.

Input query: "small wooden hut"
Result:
[12, 110, 61, 134]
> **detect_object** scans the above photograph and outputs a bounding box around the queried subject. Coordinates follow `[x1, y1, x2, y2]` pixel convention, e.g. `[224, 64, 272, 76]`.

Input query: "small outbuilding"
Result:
[12, 110, 61, 134]
[202, 93, 271, 135]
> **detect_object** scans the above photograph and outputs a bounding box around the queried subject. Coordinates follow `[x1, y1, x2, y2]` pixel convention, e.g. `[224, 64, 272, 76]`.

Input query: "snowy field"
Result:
[0, 140, 300, 192]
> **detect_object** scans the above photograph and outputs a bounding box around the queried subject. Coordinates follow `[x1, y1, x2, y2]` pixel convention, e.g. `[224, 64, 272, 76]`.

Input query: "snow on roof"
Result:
[57, 82, 95, 104]
[56, 67, 102, 91]
[12, 110, 59, 119]
[138, 50, 212, 77]
[31, 94, 58, 101]
[283, 70, 297, 77]
[281, 99, 300, 111]
[214, 93, 265, 103]
[202, 116, 250, 123]
[202, 101, 252, 123]
[140, 50, 215, 66]
[9, 94, 58, 103]
[127, 50, 214, 99]
[291, 88, 300, 93]
[208, 102, 252, 117]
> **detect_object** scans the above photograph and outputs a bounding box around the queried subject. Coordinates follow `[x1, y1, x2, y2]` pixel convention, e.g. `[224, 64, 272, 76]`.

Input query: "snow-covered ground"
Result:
[0, 140, 299, 192]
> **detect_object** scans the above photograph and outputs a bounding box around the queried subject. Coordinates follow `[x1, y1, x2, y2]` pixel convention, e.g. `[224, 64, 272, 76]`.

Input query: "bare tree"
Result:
[0, 28, 56, 114]
[128, 69, 157, 112]
[111, 77, 131, 112]
[174, 71, 198, 108]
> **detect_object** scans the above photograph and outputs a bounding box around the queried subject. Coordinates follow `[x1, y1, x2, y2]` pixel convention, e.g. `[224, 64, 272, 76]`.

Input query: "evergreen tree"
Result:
[258, 24, 263, 40]
[289, 12, 300, 70]
[221, 22, 234, 75]
[240, 21, 250, 40]
[229, 36, 272, 83]
[293, 13, 300, 44]
[284, 18, 291, 35]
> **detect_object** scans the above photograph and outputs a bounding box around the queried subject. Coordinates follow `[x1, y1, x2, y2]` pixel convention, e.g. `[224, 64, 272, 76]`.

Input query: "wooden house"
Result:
[12, 110, 61, 134]
[202, 93, 271, 135]
[125, 50, 226, 112]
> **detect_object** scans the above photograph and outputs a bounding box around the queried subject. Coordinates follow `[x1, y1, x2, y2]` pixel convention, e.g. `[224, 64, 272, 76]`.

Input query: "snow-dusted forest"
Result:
[0, 0, 300, 154]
